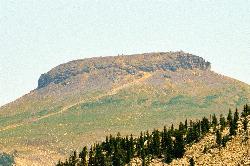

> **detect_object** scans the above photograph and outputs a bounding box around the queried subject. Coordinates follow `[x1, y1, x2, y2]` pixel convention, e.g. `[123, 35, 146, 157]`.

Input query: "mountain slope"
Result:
[0, 51, 249, 165]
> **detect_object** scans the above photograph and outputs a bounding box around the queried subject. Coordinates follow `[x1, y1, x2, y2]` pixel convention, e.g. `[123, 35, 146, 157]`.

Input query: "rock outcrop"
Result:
[37, 51, 211, 89]
[1, 50, 249, 166]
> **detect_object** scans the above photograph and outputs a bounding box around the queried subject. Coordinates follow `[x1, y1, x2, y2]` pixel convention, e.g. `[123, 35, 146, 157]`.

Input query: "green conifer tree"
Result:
[173, 131, 185, 158]
[243, 117, 248, 131]
[234, 108, 239, 123]
[201, 117, 210, 135]
[189, 157, 195, 166]
[68, 151, 78, 165]
[185, 119, 188, 131]
[212, 114, 217, 130]
[227, 109, 233, 125]
[229, 120, 236, 136]
[79, 146, 88, 166]
[88, 146, 95, 166]
[179, 122, 185, 134]
[151, 129, 161, 157]
[216, 130, 222, 146]
[219, 114, 226, 131]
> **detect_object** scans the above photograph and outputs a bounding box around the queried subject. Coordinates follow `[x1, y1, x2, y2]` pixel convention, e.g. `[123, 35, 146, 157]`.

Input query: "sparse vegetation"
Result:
[56, 104, 249, 165]
[0, 52, 249, 165]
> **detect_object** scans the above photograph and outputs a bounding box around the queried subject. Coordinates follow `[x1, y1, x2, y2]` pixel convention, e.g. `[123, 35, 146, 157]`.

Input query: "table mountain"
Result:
[0, 51, 249, 165]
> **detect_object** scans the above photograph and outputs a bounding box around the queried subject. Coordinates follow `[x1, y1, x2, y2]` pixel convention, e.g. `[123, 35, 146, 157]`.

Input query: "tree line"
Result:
[56, 104, 249, 166]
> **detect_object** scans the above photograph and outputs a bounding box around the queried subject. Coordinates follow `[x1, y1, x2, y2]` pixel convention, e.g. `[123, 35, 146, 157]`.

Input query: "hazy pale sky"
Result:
[0, 0, 250, 106]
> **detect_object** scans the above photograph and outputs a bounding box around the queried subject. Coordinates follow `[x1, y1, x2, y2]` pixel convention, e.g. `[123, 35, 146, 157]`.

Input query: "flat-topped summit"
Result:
[38, 51, 211, 89]
[1, 51, 249, 165]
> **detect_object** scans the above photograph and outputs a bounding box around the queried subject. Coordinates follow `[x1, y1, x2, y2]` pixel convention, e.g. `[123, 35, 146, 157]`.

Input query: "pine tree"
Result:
[189, 157, 195, 166]
[216, 130, 222, 146]
[212, 114, 217, 130]
[112, 141, 125, 166]
[189, 120, 193, 128]
[124, 135, 133, 164]
[201, 117, 210, 135]
[229, 121, 235, 136]
[219, 114, 226, 131]
[227, 109, 233, 125]
[185, 119, 188, 131]
[151, 129, 161, 157]
[179, 122, 185, 134]
[141, 147, 147, 166]
[88, 146, 95, 166]
[68, 150, 78, 165]
[243, 104, 250, 116]
[161, 126, 168, 152]
[234, 108, 239, 123]
[162, 129, 173, 163]
[137, 132, 144, 157]
[145, 130, 150, 157]
[79, 146, 88, 166]
[57, 105, 250, 166]
[246, 104, 250, 114]
[173, 131, 185, 158]
[195, 121, 201, 141]
[170, 124, 174, 134]
[243, 117, 248, 131]
[94, 145, 104, 166]
[186, 127, 193, 144]
[163, 149, 172, 163]
[229, 109, 239, 136]
[242, 105, 248, 117]
[222, 135, 230, 147]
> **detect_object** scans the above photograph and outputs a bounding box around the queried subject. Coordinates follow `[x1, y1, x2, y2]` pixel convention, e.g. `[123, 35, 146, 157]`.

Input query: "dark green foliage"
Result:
[124, 135, 134, 163]
[137, 132, 145, 158]
[170, 124, 174, 134]
[243, 117, 248, 131]
[151, 129, 161, 157]
[201, 117, 210, 135]
[227, 109, 233, 125]
[234, 108, 239, 124]
[229, 109, 239, 136]
[88, 147, 95, 166]
[216, 130, 222, 146]
[185, 119, 188, 131]
[179, 122, 185, 134]
[163, 150, 172, 163]
[229, 120, 236, 136]
[94, 144, 106, 166]
[112, 143, 125, 166]
[186, 121, 201, 144]
[57, 105, 248, 166]
[69, 151, 78, 166]
[161, 126, 173, 163]
[189, 157, 195, 166]
[173, 131, 185, 158]
[242, 104, 250, 117]
[219, 114, 226, 131]
[222, 135, 230, 147]
[212, 114, 218, 129]
[79, 146, 88, 166]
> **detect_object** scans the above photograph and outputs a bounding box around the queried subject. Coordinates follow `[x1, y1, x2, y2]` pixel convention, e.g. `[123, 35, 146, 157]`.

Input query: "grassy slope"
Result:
[0, 70, 249, 165]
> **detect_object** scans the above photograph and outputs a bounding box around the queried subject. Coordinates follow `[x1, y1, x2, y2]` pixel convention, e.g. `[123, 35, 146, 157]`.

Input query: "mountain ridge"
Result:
[37, 51, 211, 89]
[0, 51, 249, 165]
